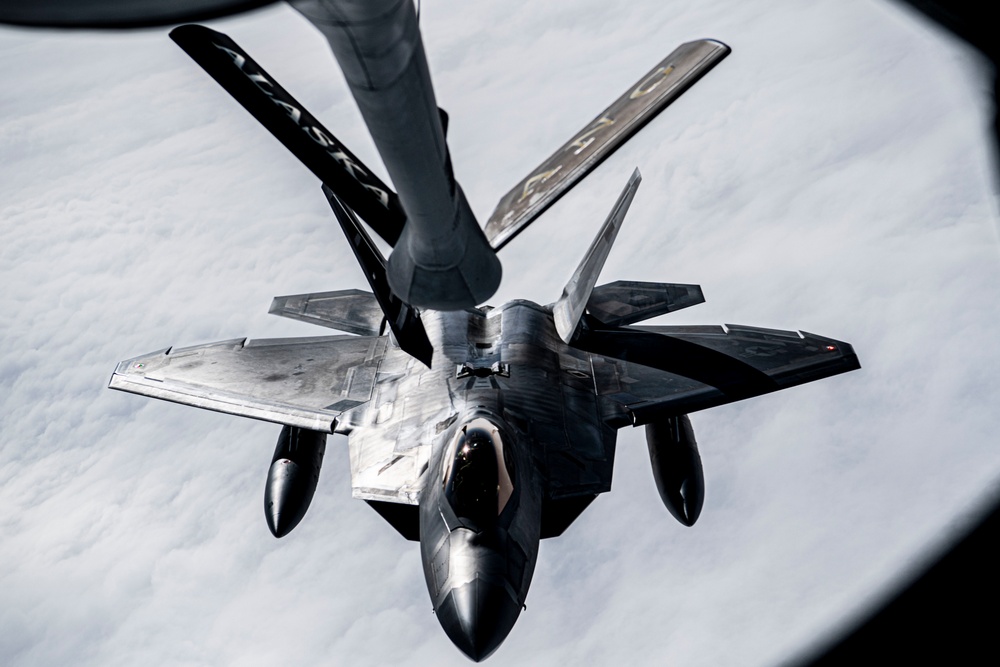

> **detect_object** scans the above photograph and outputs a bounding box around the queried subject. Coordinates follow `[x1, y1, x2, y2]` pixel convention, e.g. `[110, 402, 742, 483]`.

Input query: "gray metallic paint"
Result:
[110, 245, 859, 661]
[91, 12, 858, 658]
[291, 0, 502, 310]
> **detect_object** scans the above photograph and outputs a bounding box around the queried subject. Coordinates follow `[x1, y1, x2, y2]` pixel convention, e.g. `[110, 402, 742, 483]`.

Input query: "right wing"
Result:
[586, 323, 860, 425]
[109, 335, 387, 432]
[484, 39, 730, 250]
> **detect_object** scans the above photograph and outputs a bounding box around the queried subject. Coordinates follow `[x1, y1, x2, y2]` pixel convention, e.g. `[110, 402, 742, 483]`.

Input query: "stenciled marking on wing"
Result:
[212, 42, 391, 209]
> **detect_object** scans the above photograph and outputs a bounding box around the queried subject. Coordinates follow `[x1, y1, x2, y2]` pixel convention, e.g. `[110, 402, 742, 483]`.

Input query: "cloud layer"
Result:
[1, 1, 998, 665]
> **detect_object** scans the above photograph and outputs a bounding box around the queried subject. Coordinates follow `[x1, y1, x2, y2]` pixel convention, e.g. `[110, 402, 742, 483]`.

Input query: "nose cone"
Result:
[436, 577, 522, 662]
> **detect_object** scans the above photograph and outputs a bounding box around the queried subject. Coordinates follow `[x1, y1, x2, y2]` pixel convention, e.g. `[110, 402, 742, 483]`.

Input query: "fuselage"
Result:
[341, 301, 617, 660]
[420, 411, 541, 661]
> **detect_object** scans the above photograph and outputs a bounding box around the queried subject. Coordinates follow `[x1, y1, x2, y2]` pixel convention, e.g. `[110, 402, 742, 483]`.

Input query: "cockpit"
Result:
[442, 417, 515, 525]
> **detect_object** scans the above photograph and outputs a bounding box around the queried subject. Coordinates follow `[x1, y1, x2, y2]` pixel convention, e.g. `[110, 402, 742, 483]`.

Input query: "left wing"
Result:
[586, 323, 860, 425]
[109, 335, 387, 432]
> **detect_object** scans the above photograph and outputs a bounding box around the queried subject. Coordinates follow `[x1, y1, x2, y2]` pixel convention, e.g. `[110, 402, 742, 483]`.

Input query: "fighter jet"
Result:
[2, 2, 861, 661]
[98, 27, 859, 662]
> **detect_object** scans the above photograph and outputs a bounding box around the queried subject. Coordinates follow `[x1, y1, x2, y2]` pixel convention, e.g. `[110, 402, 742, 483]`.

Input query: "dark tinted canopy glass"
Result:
[443, 419, 515, 523]
[445, 428, 498, 523]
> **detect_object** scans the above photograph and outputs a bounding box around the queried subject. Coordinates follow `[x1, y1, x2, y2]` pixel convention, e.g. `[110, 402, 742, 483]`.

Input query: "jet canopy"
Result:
[442, 418, 515, 525]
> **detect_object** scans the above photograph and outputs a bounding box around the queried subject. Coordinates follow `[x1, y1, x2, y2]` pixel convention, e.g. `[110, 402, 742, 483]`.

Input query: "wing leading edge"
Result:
[109, 335, 387, 432]
[587, 323, 860, 425]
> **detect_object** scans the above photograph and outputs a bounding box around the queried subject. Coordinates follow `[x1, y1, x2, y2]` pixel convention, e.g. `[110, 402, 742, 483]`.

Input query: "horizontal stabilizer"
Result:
[553, 169, 641, 343]
[587, 281, 704, 327]
[484, 39, 730, 250]
[324, 186, 434, 367]
[269, 289, 384, 336]
[169, 24, 405, 246]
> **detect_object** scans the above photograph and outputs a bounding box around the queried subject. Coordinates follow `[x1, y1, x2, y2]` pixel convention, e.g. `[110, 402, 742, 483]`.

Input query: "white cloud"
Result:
[1, 1, 998, 665]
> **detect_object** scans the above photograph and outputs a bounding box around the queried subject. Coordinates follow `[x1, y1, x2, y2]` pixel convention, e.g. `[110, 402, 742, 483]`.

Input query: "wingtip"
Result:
[703, 38, 732, 53]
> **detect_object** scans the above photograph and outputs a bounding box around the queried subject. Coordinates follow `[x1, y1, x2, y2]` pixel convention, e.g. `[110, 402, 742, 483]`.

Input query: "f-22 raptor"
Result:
[0, 0, 860, 661]
[108, 19, 857, 666]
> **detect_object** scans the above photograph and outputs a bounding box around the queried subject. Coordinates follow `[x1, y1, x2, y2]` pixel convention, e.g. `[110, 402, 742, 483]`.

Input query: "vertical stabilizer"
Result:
[324, 187, 433, 367]
[552, 169, 641, 343]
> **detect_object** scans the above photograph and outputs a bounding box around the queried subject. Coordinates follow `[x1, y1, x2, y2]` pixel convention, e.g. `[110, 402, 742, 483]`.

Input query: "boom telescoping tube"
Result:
[291, 0, 502, 310]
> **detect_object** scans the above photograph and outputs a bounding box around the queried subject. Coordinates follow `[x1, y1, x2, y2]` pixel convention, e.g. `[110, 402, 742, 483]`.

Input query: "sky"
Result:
[1, 1, 998, 665]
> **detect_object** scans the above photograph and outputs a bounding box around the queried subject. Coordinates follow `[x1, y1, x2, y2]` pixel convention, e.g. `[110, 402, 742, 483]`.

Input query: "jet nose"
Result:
[436, 577, 522, 662]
